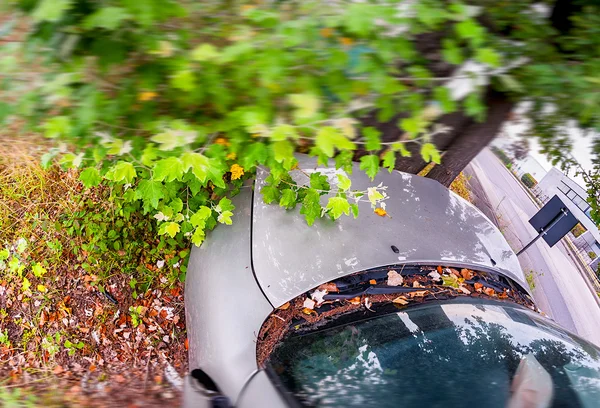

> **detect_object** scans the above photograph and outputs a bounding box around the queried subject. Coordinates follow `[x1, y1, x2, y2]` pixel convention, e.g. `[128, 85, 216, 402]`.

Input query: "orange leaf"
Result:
[369, 279, 377, 285]
[278, 302, 291, 310]
[474, 282, 483, 291]
[320, 27, 333, 38]
[302, 307, 317, 315]
[460, 268, 474, 280]
[138, 91, 157, 102]
[408, 290, 429, 298]
[317, 282, 339, 292]
[483, 287, 496, 297]
[374, 208, 387, 217]
[340, 37, 354, 46]
[184, 338, 189, 350]
[392, 296, 409, 305]
[348, 297, 361, 305]
[436, 265, 443, 273]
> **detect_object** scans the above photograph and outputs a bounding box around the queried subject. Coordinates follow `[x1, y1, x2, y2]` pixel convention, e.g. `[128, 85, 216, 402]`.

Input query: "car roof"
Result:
[252, 155, 527, 307]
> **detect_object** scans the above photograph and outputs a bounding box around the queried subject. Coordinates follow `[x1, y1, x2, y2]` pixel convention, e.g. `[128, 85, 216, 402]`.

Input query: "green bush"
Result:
[521, 173, 537, 189]
[491, 147, 512, 166]
[571, 223, 587, 238]
[589, 251, 597, 260]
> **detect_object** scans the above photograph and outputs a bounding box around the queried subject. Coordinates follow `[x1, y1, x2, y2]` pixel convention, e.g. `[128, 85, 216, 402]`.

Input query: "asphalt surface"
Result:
[466, 148, 600, 346]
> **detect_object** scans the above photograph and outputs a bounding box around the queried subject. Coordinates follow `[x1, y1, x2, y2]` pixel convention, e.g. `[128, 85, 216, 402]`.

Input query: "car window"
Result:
[267, 301, 600, 408]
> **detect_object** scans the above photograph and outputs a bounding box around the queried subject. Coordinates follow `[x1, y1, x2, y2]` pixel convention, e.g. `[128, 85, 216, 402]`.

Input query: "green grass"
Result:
[526, 270, 536, 291]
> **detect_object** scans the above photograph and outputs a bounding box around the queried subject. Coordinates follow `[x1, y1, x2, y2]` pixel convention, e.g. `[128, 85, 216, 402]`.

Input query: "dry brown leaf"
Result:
[449, 268, 461, 277]
[53, 365, 64, 375]
[317, 282, 339, 292]
[483, 287, 496, 297]
[408, 290, 429, 298]
[303, 298, 316, 310]
[460, 269, 474, 280]
[413, 281, 423, 288]
[474, 282, 483, 291]
[458, 285, 471, 295]
[387, 270, 404, 286]
[348, 296, 361, 305]
[39, 310, 47, 327]
[278, 302, 291, 310]
[392, 296, 409, 305]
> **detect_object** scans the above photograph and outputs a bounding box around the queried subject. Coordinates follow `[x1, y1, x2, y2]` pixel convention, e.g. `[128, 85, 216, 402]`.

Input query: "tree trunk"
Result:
[425, 91, 514, 187]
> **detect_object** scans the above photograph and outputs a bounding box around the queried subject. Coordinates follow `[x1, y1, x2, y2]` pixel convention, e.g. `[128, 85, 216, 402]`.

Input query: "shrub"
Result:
[588, 251, 597, 260]
[571, 223, 586, 238]
[521, 173, 537, 189]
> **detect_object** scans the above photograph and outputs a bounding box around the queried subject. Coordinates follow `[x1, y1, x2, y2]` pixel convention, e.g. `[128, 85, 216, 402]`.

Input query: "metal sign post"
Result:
[516, 195, 578, 256]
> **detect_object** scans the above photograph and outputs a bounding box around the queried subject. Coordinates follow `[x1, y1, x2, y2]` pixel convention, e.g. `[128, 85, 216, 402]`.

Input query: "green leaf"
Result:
[271, 140, 295, 169]
[151, 129, 196, 151]
[498, 74, 523, 93]
[141, 145, 158, 166]
[382, 150, 396, 173]
[392, 142, 411, 157]
[43, 116, 70, 139]
[337, 174, 352, 191]
[32, 263, 47, 278]
[442, 274, 460, 288]
[135, 180, 165, 209]
[289, 93, 320, 120]
[309, 172, 330, 192]
[191, 227, 206, 246]
[171, 69, 196, 92]
[279, 189, 297, 209]
[363, 127, 381, 151]
[335, 151, 354, 174]
[32, 0, 71, 22]
[105, 162, 136, 183]
[420, 143, 441, 164]
[360, 155, 380, 180]
[191, 43, 220, 62]
[399, 116, 425, 138]
[79, 167, 101, 188]
[216, 197, 235, 213]
[271, 124, 298, 141]
[464, 93, 486, 122]
[326, 197, 350, 220]
[159, 222, 180, 238]
[316, 127, 356, 158]
[181, 152, 211, 182]
[300, 189, 322, 226]
[217, 210, 233, 225]
[350, 203, 359, 218]
[367, 187, 384, 206]
[261, 184, 281, 204]
[345, 3, 376, 36]
[433, 86, 456, 114]
[82, 7, 130, 30]
[22, 277, 31, 292]
[240, 143, 268, 169]
[441, 39, 464, 65]
[476, 48, 501, 68]
[190, 206, 212, 227]
[455, 19, 485, 46]
[153, 157, 184, 182]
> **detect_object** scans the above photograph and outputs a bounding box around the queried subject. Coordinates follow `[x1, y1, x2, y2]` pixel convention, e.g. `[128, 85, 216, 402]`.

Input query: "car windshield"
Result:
[268, 300, 600, 408]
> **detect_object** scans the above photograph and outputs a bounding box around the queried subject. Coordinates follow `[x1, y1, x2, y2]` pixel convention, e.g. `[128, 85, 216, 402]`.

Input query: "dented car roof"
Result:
[252, 155, 527, 307]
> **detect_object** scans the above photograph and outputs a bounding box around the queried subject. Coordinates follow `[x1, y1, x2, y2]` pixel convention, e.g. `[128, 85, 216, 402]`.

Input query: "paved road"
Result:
[467, 148, 600, 346]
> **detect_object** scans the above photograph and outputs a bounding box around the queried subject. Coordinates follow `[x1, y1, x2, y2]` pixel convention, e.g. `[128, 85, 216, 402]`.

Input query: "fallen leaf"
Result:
[303, 298, 316, 310]
[53, 365, 64, 375]
[278, 302, 290, 310]
[483, 287, 496, 297]
[498, 290, 509, 299]
[310, 289, 327, 306]
[374, 208, 387, 217]
[37, 284, 47, 293]
[387, 270, 404, 286]
[448, 268, 461, 277]
[474, 282, 483, 291]
[317, 282, 338, 292]
[364, 297, 374, 311]
[89, 364, 96, 372]
[413, 281, 423, 288]
[369, 279, 377, 285]
[457, 285, 471, 295]
[184, 338, 189, 350]
[442, 274, 460, 288]
[392, 296, 409, 305]
[39, 310, 47, 327]
[302, 307, 317, 316]
[436, 265, 443, 273]
[460, 269, 474, 280]
[428, 271, 441, 281]
[408, 290, 429, 298]
[348, 297, 361, 305]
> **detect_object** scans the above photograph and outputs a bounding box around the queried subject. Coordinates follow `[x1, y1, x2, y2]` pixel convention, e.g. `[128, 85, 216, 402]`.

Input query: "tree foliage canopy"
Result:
[3, 0, 600, 244]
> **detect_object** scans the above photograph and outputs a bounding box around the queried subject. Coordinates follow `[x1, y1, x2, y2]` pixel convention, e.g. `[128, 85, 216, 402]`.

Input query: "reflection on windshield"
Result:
[268, 302, 600, 408]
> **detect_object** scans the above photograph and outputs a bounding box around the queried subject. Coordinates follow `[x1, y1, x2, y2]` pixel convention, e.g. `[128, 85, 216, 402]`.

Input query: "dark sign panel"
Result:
[528, 195, 578, 247]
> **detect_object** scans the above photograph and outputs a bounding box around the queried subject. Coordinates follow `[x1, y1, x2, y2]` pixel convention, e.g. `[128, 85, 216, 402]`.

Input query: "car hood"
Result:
[252, 155, 527, 307]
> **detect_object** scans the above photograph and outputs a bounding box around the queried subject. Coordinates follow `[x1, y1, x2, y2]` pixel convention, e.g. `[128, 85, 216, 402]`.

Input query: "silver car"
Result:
[184, 156, 600, 408]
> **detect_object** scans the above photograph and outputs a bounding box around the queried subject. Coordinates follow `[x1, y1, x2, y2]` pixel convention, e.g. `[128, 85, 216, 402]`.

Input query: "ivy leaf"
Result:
[300, 189, 322, 226]
[181, 152, 211, 182]
[272, 140, 295, 169]
[191, 43, 220, 62]
[420, 143, 441, 164]
[433, 86, 456, 114]
[279, 189, 297, 209]
[105, 162, 136, 183]
[261, 184, 281, 204]
[153, 157, 184, 182]
[360, 155, 380, 181]
[309, 172, 330, 192]
[82, 7, 130, 30]
[326, 197, 350, 220]
[316, 126, 356, 158]
[476, 47, 501, 68]
[158, 222, 180, 238]
[190, 206, 212, 227]
[363, 127, 381, 151]
[135, 180, 165, 209]
[217, 211, 234, 225]
[79, 167, 102, 188]
[191, 227, 206, 246]
[289, 93, 320, 120]
[32, 0, 71, 22]
[337, 174, 352, 191]
[240, 142, 268, 169]
[382, 150, 396, 173]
